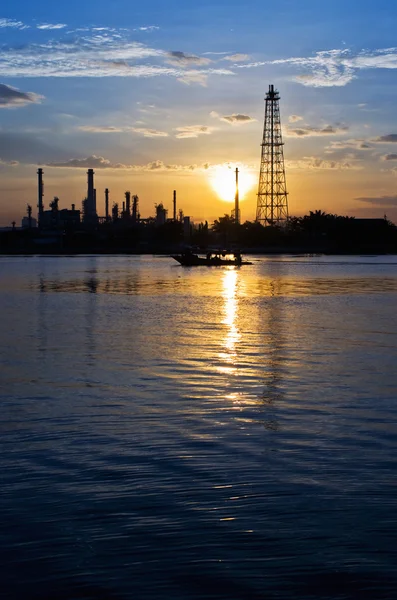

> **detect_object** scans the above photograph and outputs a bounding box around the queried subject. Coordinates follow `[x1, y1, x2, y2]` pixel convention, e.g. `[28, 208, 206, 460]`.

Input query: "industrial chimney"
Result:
[125, 191, 131, 217]
[105, 188, 109, 221]
[132, 195, 139, 224]
[37, 168, 44, 226]
[173, 190, 177, 221]
[84, 169, 97, 224]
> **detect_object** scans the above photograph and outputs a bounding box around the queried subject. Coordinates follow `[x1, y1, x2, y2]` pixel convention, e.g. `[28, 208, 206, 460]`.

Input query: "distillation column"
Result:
[84, 168, 98, 224]
[37, 168, 44, 227]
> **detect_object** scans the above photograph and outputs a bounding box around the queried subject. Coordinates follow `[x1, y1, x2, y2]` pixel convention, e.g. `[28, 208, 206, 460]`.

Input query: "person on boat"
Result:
[235, 250, 242, 265]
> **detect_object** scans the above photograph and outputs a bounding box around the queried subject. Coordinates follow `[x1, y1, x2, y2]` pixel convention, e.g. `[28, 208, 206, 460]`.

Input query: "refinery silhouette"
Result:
[1, 85, 396, 255]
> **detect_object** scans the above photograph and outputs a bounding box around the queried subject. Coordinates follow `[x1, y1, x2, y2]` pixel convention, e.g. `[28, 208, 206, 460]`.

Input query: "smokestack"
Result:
[87, 169, 94, 206]
[173, 190, 176, 221]
[132, 195, 138, 224]
[125, 191, 131, 216]
[235, 167, 240, 225]
[84, 168, 97, 224]
[37, 168, 44, 225]
[105, 188, 109, 221]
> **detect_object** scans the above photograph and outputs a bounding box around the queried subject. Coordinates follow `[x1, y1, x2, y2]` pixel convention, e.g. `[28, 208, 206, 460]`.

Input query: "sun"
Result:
[208, 164, 256, 202]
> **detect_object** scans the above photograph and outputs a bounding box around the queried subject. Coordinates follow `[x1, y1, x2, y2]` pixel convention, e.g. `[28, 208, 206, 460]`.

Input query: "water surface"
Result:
[1, 255, 397, 599]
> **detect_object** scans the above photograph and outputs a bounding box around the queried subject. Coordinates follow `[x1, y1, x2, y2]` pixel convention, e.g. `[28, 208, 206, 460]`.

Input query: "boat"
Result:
[171, 250, 252, 266]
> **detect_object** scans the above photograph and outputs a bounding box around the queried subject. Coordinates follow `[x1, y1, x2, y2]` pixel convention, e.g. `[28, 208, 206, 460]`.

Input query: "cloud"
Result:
[372, 134, 397, 143]
[45, 155, 203, 171]
[175, 125, 216, 139]
[381, 154, 397, 161]
[45, 155, 128, 169]
[220, 113, 256, 125]
[166, 51, 212, 67]
[326, 139, 372, 151]
[78, 125, 168, 136]
[355, 195, 397, 206]
[236, 47, 397, 87]
[78, 125, 125, 133]
[0, 30, 233, 84]
[177, 71, 209, 86]
[37, 23, 67, 30]
[285, 124, 349, 137]
[0, 158, 19, 167]
[223, 54, 250, 62]
[0, 83, 43, 108]
[143, 160, 197, 171]
[0, 18, 27, 29]
[287, 156, 363, 170]
[136, 26, 159, 32]
[130, 127, 168, 137]
[288, 115, 303, 123]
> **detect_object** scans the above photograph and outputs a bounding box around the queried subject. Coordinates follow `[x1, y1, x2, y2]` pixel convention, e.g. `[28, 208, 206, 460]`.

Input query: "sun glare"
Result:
[209, 165, 256, 203]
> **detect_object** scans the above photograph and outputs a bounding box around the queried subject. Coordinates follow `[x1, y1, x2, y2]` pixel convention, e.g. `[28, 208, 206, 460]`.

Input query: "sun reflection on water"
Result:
[218, 269, 241, 375]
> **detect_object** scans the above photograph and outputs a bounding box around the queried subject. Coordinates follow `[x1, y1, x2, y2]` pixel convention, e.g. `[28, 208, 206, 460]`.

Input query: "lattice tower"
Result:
[256, 85, 289, 226]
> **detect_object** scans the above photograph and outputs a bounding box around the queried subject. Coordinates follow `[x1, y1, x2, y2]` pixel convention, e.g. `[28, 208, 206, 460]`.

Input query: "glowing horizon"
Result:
[0, 2, 397, 225]
[208, 165, 256, 204]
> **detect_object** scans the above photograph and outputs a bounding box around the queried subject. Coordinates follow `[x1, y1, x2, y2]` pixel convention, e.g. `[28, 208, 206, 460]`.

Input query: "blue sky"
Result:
[1, 0, 397, 224]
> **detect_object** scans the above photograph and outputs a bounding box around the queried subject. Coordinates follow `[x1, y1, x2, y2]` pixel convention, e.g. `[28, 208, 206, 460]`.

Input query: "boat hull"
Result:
[171, 255, 252, 266]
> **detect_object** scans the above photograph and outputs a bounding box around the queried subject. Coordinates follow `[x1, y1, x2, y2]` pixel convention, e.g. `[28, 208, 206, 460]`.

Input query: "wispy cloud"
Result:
[0, 84, 43, 108]
[135, 26, 160, 32]
[285, 124, 348, 137]
[175, 125, 216, 139]
[130, 127, 168, 137]
[220, 113, 256, 125]
[237, 47, 397, 87]
[0, 18, 28, 29]
[355, 195, 397, 206]
[37, 23, 67, 30]
[372, 134, 397, 143]
[287, 156, 363, 170]
[0, 30, 233, 84]
[0, 158, 19, 167]
[326, 139, 372, 151]
[78, 125, 168, 136]
[46, 155, 136, 169]
[45, 155, 202, 171]
[78, 125, 125, 133]
[288, 115, 303, 123]
[223, 54, 250, 62]
[177, 71, 209, 86]
[381, 153, 397, 161]
[166, 51, 212, 67]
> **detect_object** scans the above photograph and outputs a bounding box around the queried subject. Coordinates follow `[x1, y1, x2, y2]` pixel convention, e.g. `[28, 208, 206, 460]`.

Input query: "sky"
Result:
[1, 0, 397, 225]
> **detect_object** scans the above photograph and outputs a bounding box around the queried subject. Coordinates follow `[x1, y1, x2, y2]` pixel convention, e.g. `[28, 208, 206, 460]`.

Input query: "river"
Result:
[1, 254, 397, 599]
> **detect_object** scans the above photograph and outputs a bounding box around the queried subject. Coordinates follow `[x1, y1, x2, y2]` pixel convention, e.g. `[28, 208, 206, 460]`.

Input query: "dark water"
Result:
[1, 255, 397, 599]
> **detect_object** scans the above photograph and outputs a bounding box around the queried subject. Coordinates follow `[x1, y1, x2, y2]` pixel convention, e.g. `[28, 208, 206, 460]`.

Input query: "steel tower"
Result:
[256, 84, 289, 226]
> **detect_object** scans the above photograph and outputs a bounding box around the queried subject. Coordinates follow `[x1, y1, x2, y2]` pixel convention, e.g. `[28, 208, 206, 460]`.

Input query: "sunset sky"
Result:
[1, 0, 397, 225]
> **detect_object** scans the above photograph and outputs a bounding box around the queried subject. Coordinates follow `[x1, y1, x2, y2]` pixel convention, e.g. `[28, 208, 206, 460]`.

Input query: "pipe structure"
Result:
[235, 167, 240, 225]
[125, 191, 131, 216]
[105, 189, 109, 221]
[85, 169, 97, 223]
[132, 195, 138, 224]
[37, 168, 44, 226]
[173, 190, 177, 221]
